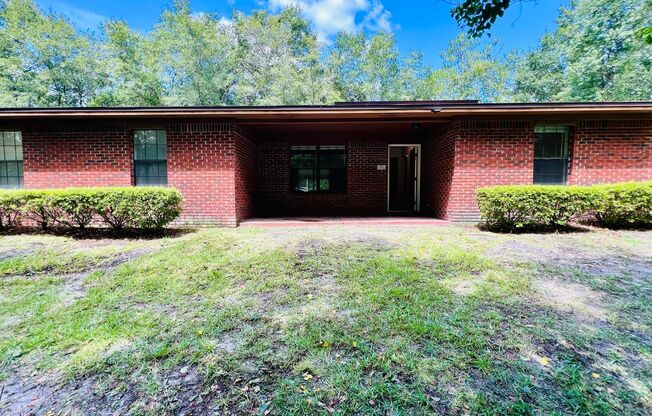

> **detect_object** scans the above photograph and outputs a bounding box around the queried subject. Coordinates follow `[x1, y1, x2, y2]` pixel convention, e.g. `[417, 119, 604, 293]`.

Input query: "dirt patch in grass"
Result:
[533, 278, 608, 321]
[0, 242, 45, 262]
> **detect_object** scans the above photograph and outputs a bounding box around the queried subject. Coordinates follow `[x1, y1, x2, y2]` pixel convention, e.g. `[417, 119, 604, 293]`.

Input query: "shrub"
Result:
[45, 188, 98, 229]
[476, 185, 597, 231]
[92, 187, 183, 230]
[592, 182, 652, 228]
[0, 190, 26, 230]
[476, 182, 651, 232]
[0, 187, 183, 232]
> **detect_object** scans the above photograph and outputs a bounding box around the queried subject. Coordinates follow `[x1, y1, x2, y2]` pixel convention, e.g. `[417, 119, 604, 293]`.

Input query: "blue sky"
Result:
[35, 0, 570, 65]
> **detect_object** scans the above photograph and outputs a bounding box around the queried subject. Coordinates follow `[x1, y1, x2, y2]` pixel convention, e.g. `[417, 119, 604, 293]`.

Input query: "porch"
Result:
[242, 120, 449, 220]
[239, 217, 452, 227]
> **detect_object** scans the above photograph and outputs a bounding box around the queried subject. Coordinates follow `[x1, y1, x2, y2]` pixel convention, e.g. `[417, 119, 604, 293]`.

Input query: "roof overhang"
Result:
[0, 102, 651, 122]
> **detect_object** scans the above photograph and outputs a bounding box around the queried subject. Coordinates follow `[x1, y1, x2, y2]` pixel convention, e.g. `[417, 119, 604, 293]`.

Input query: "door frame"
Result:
[387, 144, 421, 213]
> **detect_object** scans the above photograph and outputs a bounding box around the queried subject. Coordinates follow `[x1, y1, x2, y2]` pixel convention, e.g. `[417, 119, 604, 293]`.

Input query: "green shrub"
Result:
[592, 182, 652, 228]
[476, 185, 597, 231]
[45, 188, 98, 229]
[92, 187, 183, 230]
[22, 190, 53, 230]
[0, 187, 183, 232]
[476, 182, 650, 231]
[0, 190, 26, 230]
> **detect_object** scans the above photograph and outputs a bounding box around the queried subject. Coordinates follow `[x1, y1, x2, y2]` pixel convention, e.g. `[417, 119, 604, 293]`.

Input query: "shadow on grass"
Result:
[0, 226, 197, 240]
[476, 223, 593, 234]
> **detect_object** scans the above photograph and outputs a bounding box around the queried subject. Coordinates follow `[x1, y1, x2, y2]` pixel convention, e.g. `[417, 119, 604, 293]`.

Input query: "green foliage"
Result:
[476, 182, 652, 231]
[1, 0, 649, 105]
[436, 33, 514, 102]
[0, 0, 515, 106]
[451, 0, 514, 38]
[0, 0, 105, 106]
[0, 187, 183, 231]
[514, 0, 652, 101]
[0, 189, 25, 229]
[476, 185, 600, 231]
[592, 181, 652, 228]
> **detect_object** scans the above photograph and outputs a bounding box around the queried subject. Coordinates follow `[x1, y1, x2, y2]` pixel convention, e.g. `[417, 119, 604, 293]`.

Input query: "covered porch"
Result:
[241, 119, 450, 220]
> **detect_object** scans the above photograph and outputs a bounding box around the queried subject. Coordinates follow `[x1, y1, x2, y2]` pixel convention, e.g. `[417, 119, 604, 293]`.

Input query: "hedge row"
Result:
[0, 187, 183, 231]
[476, 181, 652, 231]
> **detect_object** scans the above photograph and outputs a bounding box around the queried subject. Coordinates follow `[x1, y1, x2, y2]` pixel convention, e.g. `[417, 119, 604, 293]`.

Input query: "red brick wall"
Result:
[447, 120, 535, 221]
[22, 123, 132, 188]
[167, 122, 254, 227]
[10, 117, 652, 226]
[234, 127, 257, 221]
[257, 140, 390, 216]
[422, 126, 456, 218]
[569, 120, 652, 185]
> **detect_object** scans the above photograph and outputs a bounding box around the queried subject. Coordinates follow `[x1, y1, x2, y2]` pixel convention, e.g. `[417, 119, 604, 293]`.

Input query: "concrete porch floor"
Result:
[239, 217, 452, 227]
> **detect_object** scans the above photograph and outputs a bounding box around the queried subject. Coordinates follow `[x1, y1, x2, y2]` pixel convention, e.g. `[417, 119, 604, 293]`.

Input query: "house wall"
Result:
[422, 126, 457, 218]
[167, 122, 243, 227]
[569, 120, 652, 185]
[6, 116, 651, 226]
[22, 123, 133, 188]
[17, 120, 255, 227]
[438, 119, 652, 221]
[234, 127, 257, 222]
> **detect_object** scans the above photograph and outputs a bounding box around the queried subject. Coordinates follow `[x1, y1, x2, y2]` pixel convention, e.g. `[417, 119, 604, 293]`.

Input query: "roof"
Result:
[1, 101, 651, 121]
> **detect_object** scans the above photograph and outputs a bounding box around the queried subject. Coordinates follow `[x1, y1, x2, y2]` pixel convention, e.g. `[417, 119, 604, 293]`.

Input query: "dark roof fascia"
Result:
[0, 101, 651, 120]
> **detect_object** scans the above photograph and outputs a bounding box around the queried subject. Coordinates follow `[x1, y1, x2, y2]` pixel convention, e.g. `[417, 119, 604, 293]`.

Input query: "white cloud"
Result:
[40, 1, 107, 30]
[267, 0, 395, 41]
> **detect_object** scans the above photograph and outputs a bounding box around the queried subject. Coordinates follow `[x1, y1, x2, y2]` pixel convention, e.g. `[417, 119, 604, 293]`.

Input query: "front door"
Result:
[388, 144, 420, 212]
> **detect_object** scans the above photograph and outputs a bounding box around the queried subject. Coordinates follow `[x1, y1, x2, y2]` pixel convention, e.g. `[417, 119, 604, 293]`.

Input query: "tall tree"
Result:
[0, 0, 104, 107]
[514, 0, 652, 102]
[327, 32, 402, 101]
[433, 34, 514, 102]
[97, 20, 163, 106]
[232, 8, 339, 105]
[151, 0, 238, 106]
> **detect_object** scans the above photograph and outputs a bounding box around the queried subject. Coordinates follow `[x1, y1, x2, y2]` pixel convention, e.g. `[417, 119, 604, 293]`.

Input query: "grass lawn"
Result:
[0, 225, 651, 415]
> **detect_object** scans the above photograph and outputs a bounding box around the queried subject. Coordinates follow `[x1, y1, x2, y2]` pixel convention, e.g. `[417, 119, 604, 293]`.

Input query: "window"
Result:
[534, 126, 569, 185]
[290, 145, 346, 193]
[0, 131, 23, 189]
[133, 130, 167, 186]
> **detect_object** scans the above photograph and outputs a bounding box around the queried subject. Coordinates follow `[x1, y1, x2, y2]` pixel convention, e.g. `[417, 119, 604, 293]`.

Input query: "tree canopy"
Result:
[0, 0, 649, 107]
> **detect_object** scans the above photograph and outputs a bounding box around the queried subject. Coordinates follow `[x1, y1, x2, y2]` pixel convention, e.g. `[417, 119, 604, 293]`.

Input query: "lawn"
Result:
[0, 225, 650, 415]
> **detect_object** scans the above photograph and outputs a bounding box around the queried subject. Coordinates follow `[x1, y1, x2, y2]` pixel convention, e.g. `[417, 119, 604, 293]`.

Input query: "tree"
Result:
[151, 0, 238, 106]
[433, 34, 514, 102]
[232, 8, 339, 105]
[96, 20, 163, 106]
[514, 0, 652, 102]
[327, 32, 403, 101]
[450, 0, 521, 37]
[0, 0, 105, 107]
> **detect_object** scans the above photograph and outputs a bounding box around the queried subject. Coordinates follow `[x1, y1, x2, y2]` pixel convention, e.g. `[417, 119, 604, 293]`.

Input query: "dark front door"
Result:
[388, 145, 419, 212]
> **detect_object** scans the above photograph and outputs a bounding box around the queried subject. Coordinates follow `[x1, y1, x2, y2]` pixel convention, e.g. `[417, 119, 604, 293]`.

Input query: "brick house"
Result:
[0, 101, 650, 227]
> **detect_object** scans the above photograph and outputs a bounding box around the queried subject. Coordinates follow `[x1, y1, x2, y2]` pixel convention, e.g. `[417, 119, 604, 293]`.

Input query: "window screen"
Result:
[0, 131, 23, 189]
[290, 145, 346, 193]
[133, 130, 167, 186]
[534, 126, 569, 185]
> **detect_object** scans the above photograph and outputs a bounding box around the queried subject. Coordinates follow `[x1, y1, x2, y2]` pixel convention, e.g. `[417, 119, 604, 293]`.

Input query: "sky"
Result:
[34, 0, 571, 66]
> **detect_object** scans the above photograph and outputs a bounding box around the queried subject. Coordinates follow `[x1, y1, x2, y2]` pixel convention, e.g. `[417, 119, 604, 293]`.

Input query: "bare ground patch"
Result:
[533, 278, 608, 321]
